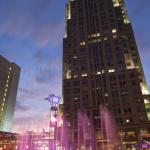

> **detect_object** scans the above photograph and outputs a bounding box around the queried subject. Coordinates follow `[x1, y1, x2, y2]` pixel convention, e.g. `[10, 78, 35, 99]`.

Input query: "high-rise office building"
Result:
[0, 55, 20, 132]
[63, 0, 150, 149]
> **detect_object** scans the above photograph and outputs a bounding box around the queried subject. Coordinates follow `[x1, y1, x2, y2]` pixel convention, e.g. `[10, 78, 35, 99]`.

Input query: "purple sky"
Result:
[0, 0, 150, 133]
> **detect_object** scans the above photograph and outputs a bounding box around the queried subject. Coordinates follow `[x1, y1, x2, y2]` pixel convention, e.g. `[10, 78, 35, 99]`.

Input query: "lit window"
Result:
[97, 33, 101, 36]
[64, 33, 67, 38]
[127, 131, 135, 137]
[73, 56, 78, 59]
[65, 69, 71, 79]
[80, 42, 86, 46]
[66, 2, 71, 20]
[98, 39, 101, 42]
[73, 75, 78, 78]
[114, 3, 119, 7]
[82, 74, 87, 77]
[102, 70, 105, 74]
[144, 99, 150, 104]
[124, 18, 130, 24]
[105, 93, 108, 97]
[88, 35, 91, 38]
[112, 0, 120, 7]
[113, 35, 117, 39]
[91, 34, 97, 38]
[93, 39, 97, 43]
[97, 72, 101, 75]
[88, 33, 101, 38]
[140, 83, 150, 95]
[112, 29, 117, 33]
[104, 37, 107, 41]
[108, 69, 115, 73]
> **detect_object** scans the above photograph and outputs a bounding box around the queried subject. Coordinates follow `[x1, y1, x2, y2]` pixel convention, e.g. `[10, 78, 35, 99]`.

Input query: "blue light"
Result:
[44, 94, 61, 106]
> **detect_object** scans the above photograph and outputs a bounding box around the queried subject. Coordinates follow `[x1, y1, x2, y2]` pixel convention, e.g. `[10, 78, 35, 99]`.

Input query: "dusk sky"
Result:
[0, 0, 150, 133]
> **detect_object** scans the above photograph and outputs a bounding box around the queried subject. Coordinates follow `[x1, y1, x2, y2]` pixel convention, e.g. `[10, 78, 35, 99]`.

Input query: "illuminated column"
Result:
[45, 94, 61, 150]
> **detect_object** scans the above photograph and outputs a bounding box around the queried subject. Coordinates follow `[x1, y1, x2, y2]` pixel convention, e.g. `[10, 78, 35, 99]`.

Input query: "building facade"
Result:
[0, 55, 20, 132]
[0, 131, 17, 150]
[63, 0, 150, 149]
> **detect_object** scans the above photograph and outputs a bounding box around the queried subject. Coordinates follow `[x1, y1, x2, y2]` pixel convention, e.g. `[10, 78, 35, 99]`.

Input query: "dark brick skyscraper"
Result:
[63, 0, 150, 149]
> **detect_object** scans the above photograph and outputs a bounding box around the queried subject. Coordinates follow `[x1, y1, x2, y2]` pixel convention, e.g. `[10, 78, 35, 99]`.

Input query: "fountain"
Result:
[56, 105, 119, 150]
[77, 111, 95, 150]
[16, 105, 120, 150]
[99, 106, 119, 150]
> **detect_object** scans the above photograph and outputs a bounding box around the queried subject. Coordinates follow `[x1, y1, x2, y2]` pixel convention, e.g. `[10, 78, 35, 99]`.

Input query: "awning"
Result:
[135, 140, 150, 148]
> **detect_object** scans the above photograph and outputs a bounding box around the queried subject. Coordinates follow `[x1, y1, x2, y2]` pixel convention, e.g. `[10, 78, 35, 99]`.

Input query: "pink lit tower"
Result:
[45, 94, 61, 150]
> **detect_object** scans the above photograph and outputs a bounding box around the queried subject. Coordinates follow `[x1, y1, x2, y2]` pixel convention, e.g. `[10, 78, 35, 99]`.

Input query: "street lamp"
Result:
[44, 94, 61, 150]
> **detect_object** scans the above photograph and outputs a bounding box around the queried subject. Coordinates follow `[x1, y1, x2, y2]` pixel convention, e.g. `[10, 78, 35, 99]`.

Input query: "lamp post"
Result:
[44, 94, 61, 150]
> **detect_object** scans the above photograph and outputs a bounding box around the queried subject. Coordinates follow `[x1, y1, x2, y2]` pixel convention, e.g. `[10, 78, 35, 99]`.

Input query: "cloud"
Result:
[0, 0, 63, 133]
[35, 56, 62, 83]
[17, 83, 47, 102]
[15, 101, 29, 112]
[19, 88, 30, 94]
[0, 0, 65, 47]
[34, 50, 49, 62]
[17, 55, 62, 103]
[14, 67, 62, 133]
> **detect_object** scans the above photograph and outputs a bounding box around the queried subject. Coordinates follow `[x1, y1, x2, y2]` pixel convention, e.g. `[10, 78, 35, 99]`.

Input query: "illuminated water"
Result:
[16, 106, 119, 150]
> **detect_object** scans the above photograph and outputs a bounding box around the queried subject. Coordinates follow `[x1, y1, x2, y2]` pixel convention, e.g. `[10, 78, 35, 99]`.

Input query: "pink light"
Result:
[51, 117, 57, 123]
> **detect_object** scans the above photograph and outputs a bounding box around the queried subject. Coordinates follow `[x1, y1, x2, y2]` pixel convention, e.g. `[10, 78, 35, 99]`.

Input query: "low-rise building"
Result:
[0, 131, 17, 150]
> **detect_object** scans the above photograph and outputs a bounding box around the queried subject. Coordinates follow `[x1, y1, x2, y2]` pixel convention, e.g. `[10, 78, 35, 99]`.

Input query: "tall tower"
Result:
[0, 55, 20, 132]
[63, 0, 150, 149]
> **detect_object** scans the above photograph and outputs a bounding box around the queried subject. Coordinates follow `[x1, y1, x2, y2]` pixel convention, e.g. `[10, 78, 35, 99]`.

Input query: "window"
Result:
[112, 29, 117, 33]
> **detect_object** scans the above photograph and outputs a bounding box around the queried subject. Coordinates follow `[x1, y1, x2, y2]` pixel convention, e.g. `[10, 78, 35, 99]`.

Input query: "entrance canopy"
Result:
[135, 140, 150, 148]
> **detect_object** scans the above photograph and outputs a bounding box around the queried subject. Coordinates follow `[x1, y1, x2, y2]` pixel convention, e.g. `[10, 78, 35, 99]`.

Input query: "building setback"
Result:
[0, 55, 20, 132]
[63, 0, 150, 149]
